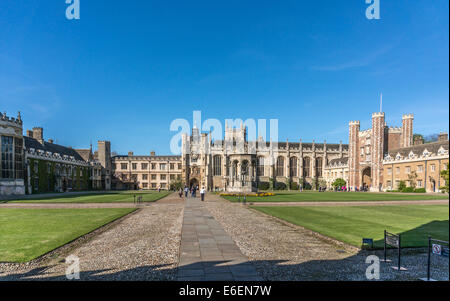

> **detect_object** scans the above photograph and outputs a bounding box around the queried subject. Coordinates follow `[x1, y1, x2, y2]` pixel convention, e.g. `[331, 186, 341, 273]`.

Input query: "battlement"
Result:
[349, 121, 360, 126]
[402, 114, 414, 120]
[0, 111, 23, 127]
[372, 112, 385, 118]
[388, 126, 402, 134]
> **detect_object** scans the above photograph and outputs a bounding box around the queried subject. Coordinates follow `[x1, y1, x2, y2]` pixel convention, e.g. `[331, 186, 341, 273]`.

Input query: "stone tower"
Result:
[370, 112, 386, 192]
[97, 140, 111, 190]
[401, 114, 414, 148]
[348, 120, 360, 189]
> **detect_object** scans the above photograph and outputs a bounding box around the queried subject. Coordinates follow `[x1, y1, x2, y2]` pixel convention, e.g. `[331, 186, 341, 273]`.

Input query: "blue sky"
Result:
[0, 0, 448, 155]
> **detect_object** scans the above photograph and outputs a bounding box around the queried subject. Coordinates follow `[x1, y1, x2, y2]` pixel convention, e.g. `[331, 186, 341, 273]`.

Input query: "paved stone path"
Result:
[177, 196, 262, 281]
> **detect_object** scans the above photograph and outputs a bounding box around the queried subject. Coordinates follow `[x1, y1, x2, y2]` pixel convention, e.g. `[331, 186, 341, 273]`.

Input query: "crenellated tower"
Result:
[401, 114, 414, 148]
[348, 120, 360, 189]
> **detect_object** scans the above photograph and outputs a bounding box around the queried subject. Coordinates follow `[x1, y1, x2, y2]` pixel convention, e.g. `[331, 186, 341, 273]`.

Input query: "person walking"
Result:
[200, 187, 205, 202]
[178, 188, 183, 198]
[184, 186, 189, 198]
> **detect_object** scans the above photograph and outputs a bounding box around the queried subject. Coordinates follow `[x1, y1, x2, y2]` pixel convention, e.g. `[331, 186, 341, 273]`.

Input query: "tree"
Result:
[170, 179, 183, 191]
[332, 178, 346, 188]
[440, 164, 449, 193]
[398, 180, 407, 191]
[407, 171, 418, 189]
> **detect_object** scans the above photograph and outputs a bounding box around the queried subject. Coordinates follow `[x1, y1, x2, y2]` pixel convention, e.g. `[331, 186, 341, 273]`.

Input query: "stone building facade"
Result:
[181, 124, 349, 192]
[382, 133, 449, 192]
[111, 152, 182, 190]
[0, 112, 25, 196]
[348, 112, 416, 191]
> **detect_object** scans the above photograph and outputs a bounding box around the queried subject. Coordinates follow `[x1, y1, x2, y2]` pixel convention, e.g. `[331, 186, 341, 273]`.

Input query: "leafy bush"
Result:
[401, 187, 414, 193]
[398, 181, 407, 191]
[303, 182, 312, 190]
[274, 182, 287, 190]
[290, 181, 299, 190]
[258, 182, 270, 190]
[414, 188, 426, 193]
[332, 178, 347, 188]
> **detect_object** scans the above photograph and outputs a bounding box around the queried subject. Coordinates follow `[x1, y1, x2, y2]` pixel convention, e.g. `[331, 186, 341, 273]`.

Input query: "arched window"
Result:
[303, 157, 310, 177]
[289, 157, 297, 177]
[257, 156, 265, 176]
[276, 156, 284, 177]
[316, 157, 323, 177]
[213, 155, 222, 176]
[232, 160, 238, 178]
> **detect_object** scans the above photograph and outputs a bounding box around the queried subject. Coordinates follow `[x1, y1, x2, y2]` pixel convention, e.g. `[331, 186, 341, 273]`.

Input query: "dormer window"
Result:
[395, 153, 402, 160]
[438, 147, 447, 156]
[422, 149, 430, 157]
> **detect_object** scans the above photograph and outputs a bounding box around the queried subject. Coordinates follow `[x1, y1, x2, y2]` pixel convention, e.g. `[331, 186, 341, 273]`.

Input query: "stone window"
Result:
[257, 156, 265, 177]
[151, 163, 156, 170]
[142, 174, 148, 180]
[170, 163, 175, 170]
[170, 174, 175, 180]
[178, 164, 182, 170]
[289, 157, 297, 177]
[431, 164, 436, 172]
[418, 165, 423, 173]
[213, 155, 222, 176]
[151, 183, 156, 188]
[406, 166, 411, 174]
[276, 156, 284, 177]
[161, 183, 166, 189]
[121, 163, 128, 170]
[303, 157, 311, 178]
[151, 174, 157, 180]
[141, 163, 148, 170]
[132, 163, 137, 170]
[396, 167, 400, 174]
[160, 174, 166, 180]
[417, 180, 423, 188]
[14, 137, 23, 179]
[387, 168, 392, 175]
[1, 136, 14, 179]
[142, 183, 148, 188]
[315, 157, 323, 177]
[160, 164, 166, 171]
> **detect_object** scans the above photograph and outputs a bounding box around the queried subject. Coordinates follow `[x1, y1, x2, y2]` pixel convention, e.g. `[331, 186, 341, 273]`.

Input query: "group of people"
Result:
[178, 185, 206, 201]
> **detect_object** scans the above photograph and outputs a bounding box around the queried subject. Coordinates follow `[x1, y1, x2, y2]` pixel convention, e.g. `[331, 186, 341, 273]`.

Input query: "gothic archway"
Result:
[362, 167, 371, 188]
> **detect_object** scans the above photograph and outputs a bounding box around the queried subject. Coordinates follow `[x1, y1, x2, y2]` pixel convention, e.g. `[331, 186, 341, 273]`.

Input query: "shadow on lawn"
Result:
[369, 220, 449, 249]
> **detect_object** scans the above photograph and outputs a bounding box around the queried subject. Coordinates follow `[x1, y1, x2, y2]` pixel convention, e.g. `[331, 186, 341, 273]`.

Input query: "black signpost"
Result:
[383, 230, 407, 271]
[420, 237, 449, 281]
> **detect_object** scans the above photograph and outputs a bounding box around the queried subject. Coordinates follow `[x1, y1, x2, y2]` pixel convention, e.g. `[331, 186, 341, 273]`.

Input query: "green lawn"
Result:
[252, 205, 449, 248]
[6, 191, 171, 204]
[0, 208, 136, 262]
[223, 191, 449, 203]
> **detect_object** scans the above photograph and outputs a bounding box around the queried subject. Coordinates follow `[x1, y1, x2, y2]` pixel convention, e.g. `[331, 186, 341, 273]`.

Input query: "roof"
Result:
[24, 136, 86, 162]
[386, 140, 449, 158]
[74, 149, 93, 162]
[328, 157, 349, 166]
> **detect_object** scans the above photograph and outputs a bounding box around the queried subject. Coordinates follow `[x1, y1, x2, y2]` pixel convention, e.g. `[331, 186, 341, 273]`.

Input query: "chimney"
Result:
[128, 151, 134, 156]
[26, 130, 33, 138]
[33, 127, 44, 144]
[150, 151, 156, 156]
[48, 139, 54, 144]
[414, 136, 424, 145]
[438, 132, 448, 142]
[413, 136, 424, 146]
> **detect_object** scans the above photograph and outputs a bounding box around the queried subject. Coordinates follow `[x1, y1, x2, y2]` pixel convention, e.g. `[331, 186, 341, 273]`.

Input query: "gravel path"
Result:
[206, 194, 449, 281]
[0, 202, 184, 281]
[248, 200, 449, 207]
